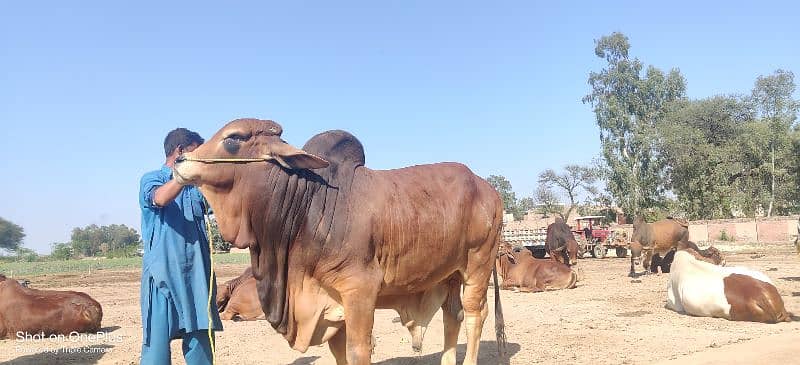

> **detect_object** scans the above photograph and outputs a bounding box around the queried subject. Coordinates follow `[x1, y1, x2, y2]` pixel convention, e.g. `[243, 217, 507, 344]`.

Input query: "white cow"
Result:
[666, 250, 791, 323]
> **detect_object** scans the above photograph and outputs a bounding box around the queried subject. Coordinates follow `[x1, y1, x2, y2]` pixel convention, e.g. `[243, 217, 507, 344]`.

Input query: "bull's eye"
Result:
[223, 138, 241, 154]
[225, 133, 251, 142]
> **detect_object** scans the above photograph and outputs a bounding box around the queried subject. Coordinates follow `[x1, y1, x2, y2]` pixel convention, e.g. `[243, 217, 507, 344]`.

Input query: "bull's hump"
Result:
[226, 118, 283, 136]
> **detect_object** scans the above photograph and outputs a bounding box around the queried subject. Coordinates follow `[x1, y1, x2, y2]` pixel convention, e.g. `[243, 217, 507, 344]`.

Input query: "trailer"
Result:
[572, 215, 629, 259]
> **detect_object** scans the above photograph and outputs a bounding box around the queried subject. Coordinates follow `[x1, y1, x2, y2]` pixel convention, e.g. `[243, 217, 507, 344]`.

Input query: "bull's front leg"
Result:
[628, 257, 637, 277]
[341, 285, 379, 365]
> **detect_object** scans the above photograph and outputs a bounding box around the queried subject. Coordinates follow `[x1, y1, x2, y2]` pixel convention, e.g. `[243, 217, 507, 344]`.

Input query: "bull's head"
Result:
[496, 242, 516, 264]
[628, 240, 653, 277]
[552, 235, 579, 267]
[173, 118, 329, 249]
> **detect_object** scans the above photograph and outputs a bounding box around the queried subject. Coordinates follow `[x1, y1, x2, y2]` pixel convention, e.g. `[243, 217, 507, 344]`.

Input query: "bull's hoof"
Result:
[628, 271, 637, 278]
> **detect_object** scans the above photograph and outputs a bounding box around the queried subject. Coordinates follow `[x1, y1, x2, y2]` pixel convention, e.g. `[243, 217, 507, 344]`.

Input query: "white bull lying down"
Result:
[666, 250, 792, 323]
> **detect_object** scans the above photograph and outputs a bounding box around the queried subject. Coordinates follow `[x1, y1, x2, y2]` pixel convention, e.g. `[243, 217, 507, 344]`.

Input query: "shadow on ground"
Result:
[372, 341, 520, 365]
[288, 355, 321, 365]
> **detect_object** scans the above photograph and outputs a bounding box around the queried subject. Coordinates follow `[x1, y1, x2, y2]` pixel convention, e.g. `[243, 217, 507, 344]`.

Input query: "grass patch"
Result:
[0, 252, 250, 277]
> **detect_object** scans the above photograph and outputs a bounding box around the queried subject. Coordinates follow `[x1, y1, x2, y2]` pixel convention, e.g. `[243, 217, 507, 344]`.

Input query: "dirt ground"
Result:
[1, 243, 798, 365]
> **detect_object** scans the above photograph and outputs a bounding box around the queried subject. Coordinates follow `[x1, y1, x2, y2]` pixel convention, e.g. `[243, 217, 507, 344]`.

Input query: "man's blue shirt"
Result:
[139, 166, 222, 342]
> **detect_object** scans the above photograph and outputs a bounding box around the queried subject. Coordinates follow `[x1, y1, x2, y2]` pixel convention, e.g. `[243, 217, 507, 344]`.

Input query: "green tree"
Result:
[518, 197, 536, 213]
[534, 183, 562, 218]
[538, 165, 599, 221]
[486, 175, 523, 220]
[70, 224, 141, 257]
[583, 32, 686, 218]
[50, 242, 75, 260]
[750, 69, 798, 216]
[657, 96, 754, 219]
[208, 215, 232, 252]
[0, 217, 25, 253]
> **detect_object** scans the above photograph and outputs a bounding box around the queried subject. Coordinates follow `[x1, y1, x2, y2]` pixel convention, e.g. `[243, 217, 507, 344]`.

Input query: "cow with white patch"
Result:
[666, 250, 792, 323]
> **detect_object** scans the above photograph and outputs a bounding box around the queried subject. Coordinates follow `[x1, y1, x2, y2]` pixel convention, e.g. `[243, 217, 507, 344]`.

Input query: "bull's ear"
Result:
[268, 142, 329, 170]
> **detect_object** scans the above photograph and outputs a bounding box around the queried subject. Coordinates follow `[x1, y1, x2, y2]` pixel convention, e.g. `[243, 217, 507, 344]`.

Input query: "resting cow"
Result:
[496, 243, 577, 292]
[545, 217, 579, 266]
[173, 119, 506, 365]
[650, 244, 726, 274]
[0, 274, 102, 339]
[629, 217, 723, 276]
[217, 267, 264, 321]
[666, 250, 791, 323]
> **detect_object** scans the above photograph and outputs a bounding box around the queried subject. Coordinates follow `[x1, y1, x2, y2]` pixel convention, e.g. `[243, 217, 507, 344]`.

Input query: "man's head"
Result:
[164, 128, 205, 160]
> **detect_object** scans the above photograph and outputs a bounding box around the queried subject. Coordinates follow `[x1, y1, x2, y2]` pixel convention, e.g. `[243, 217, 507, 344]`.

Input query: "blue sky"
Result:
[1, 1, 798, 253]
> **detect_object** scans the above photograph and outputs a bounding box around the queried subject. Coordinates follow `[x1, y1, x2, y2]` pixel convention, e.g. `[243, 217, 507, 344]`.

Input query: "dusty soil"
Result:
[1, 245, 798, 365]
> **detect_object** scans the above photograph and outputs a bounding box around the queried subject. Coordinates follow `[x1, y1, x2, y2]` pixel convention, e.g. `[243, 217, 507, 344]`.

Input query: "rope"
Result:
[182, 156, 272, 164]
[204, 207, 216, 365]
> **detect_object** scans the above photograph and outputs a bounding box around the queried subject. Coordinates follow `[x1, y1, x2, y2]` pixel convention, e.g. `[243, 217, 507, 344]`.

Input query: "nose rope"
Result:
[181, 156, 272, 164]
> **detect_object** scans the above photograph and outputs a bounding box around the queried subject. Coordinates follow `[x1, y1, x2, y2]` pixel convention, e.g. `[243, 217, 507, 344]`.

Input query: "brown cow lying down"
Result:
[666, 250, 792, 323]
[217, 267, 264, 321]
[651, 244, 726, 274]
[496, 244, 577, 292]
[0, 274, 102, 339]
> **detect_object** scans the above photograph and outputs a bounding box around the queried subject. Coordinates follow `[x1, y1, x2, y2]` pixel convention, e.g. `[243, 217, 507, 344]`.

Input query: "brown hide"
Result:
[630, 217, 690, 275]
[545, 218, 579, 266]
[649, 244, 725, 274]
[0, 275, 102, 339]
[217, 268, 264, 321]
[681, 245, 725, 266]
[496, 245, 577, 292]
[723, 274, 791, 323]
[174, 120, 505, 364]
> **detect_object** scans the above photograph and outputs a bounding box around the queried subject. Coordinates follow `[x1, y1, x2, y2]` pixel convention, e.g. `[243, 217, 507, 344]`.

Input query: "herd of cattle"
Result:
[0, 118, 795, 365]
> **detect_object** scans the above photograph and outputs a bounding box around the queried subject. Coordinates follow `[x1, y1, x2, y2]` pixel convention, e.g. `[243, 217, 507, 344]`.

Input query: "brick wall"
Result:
[685, 216, 799, 244]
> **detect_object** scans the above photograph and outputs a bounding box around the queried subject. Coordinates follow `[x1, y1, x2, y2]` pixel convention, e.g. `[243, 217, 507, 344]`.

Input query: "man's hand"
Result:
[152, 179, 185, 207]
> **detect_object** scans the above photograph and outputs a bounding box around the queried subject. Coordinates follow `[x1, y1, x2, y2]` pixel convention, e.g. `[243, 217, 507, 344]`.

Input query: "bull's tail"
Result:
[492, 266, 508, 364]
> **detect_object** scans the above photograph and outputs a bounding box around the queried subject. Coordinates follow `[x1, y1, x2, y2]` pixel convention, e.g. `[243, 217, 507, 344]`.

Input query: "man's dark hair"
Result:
[164, 128, 204, 157]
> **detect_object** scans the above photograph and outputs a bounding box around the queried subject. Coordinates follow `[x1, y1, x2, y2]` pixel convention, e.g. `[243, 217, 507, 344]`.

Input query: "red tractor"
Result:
[572, 216, 628, 258]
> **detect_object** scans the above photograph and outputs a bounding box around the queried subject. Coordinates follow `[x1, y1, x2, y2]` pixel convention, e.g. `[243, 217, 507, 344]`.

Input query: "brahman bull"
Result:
[545, 218, 579, 266]
[629, 217, 724, 276]
[0, 274, 102, 339]
[173, 119, 506, 365]
[217, 267, 264, 321]
[666, 250, 791, 323]
[496, 243, 577, 292]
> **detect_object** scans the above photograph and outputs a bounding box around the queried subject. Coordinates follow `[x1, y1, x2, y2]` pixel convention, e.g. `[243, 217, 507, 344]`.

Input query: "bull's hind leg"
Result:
[462, 282, 490, 365]
[441, 276, 464, 365]
[328, 327, 347, 365]
[461, 255, 493, 365]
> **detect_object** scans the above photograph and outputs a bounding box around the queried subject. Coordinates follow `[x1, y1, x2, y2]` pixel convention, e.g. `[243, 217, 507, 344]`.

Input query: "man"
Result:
[139, 128, 222, 364]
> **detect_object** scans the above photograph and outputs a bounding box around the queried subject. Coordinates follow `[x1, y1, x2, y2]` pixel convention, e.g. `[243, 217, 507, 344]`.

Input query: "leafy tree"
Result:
[14, 247, 38, 262]
[534, 183, 562, 218]
[208, 215, 232, 252]
[583, 32, 686, 218]
[538, 165, 599, 221]
[486, 175, 523, 220]
[517, 197, 536, 213]
[657, 96, 754, 219]
[750, 70, 798, 216]
[50, 242, 75, 260]
[0, 217, 25, 252]
[70, 224, 141, 257]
